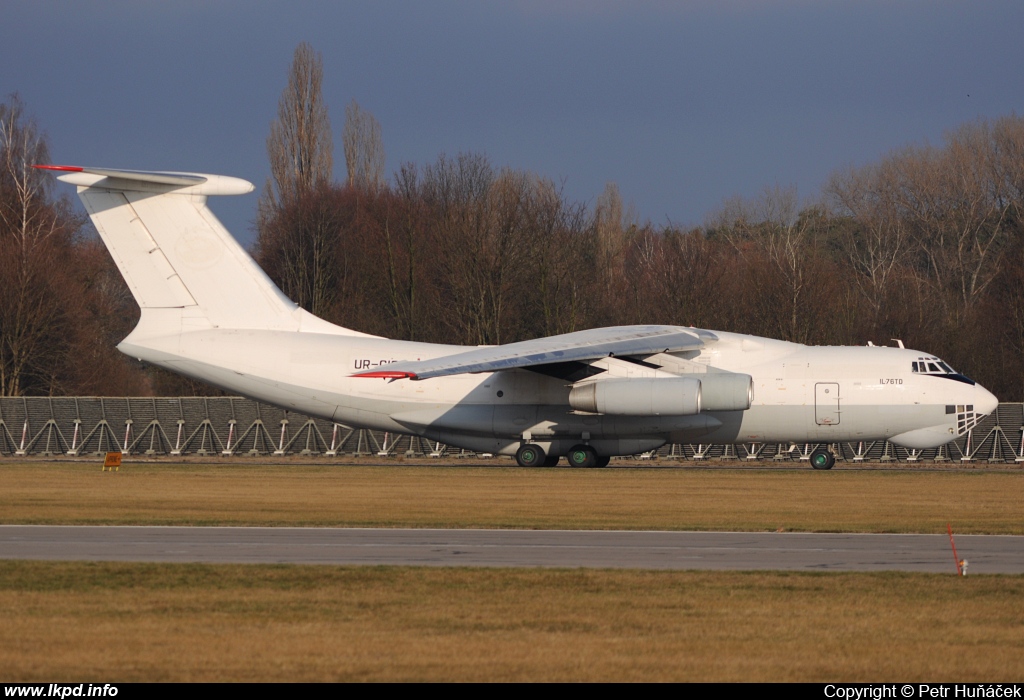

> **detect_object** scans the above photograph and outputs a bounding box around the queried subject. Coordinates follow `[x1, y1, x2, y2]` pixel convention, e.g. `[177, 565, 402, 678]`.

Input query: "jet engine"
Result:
[698, 373, 753, 411]
[569, 377, 702, 416]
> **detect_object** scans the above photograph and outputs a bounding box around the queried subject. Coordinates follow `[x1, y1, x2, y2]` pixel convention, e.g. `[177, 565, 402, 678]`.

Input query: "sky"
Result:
[3, 1, 1023, 245]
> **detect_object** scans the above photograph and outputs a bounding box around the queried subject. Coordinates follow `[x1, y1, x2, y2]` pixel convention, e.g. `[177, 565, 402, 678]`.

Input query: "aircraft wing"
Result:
[353, 325, 712, 380]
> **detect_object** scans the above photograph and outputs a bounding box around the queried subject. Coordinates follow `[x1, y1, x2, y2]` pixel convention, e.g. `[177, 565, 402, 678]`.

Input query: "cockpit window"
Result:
[912, 357, 958, 375]
[911, 356, 976, 385]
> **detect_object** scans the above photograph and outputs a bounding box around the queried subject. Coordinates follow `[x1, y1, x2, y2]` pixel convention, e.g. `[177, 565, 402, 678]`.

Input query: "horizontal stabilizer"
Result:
[353, 325, 711, 380]
[34, 164, 254, 196]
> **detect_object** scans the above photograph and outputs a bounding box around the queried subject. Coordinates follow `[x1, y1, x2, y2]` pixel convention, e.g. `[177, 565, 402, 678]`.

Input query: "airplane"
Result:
[37, 165, 999, 470]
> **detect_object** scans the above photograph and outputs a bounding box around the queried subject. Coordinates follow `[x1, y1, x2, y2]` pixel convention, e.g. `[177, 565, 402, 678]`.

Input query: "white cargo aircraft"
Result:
[39, 165, 998, 469]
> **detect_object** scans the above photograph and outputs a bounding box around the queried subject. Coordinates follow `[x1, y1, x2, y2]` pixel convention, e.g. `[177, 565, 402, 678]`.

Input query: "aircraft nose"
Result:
[975, 384, 999, 416]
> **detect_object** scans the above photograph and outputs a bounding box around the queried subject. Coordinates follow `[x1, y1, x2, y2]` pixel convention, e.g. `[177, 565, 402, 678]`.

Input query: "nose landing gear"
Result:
[810, 447, 836, 470]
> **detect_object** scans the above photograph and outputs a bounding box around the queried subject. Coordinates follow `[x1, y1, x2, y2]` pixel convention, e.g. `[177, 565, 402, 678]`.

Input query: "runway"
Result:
[1, 526, 1022, 573]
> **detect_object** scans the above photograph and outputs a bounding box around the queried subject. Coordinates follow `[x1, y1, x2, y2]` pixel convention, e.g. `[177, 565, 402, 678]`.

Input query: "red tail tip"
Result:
[33, 165, 84, 172]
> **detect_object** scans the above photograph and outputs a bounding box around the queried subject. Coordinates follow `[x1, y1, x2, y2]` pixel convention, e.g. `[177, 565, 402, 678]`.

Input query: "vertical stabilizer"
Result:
[38, 166, 364, 336]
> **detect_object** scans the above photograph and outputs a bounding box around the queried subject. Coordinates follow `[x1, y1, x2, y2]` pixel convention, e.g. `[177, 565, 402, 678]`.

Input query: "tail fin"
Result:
[37, 165, 357, 335]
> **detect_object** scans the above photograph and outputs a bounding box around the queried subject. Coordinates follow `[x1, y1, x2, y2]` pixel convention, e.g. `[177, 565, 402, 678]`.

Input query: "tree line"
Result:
[3, 44, 1023, 400]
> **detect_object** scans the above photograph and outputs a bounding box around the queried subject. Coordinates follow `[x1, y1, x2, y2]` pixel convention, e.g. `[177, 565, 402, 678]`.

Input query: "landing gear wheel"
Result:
[516, 443, 546, 468]
[810, 447, 835, 470]
[594, 455, 611, 468]
[567, 444, 597, 468]
[542, 455, 560, 467]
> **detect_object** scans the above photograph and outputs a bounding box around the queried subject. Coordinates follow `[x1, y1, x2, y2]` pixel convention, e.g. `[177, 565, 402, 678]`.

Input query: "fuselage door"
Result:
[815, 382, 840, 425]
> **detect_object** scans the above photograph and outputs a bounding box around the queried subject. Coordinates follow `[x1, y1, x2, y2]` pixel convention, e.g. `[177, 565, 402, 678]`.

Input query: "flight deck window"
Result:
[911, 357, 960, 375]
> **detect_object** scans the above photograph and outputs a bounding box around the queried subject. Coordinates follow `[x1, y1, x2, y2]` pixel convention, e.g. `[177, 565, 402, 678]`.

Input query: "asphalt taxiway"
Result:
[1, 526, 1021, 573]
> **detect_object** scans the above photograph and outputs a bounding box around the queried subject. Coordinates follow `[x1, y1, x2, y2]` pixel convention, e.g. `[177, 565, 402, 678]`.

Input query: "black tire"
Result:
[810, 447, 835, 470]
[594, 455, 611, 468]
[515, 443, 546, 468]
[542, 454, 560, 467]
[567, 444, 597, 468]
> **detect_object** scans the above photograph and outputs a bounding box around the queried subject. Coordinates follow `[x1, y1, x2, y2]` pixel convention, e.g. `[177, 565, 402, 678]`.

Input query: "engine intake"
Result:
[699, 373, 753, 411]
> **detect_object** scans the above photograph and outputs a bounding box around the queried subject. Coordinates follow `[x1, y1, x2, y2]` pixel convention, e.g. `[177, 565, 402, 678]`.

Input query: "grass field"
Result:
[0, 460, 1021, 533]
[2, 561, 1023, 682]
[2, 460, 1022, 681]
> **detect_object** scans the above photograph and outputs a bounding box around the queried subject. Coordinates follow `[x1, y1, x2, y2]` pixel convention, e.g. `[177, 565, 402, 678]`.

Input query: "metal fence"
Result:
[1, 396, 1022, 463]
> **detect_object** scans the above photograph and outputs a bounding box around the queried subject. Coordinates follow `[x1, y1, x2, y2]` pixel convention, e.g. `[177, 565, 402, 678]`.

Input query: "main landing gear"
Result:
[567, 444, 610, 469]
[515, 443, 546, 467]
[515, 443, 608, 468]
[810, 447, 836, 470]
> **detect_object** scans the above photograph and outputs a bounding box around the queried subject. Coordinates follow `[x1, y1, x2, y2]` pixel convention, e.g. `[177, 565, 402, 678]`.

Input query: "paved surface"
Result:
[1, 526, 1021, 573]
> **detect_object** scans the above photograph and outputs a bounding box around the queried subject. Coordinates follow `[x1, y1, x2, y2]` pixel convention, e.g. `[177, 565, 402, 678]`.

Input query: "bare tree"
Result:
[523, 176, 590, 336]
[595, 182, 624, 257]
[594, 183, 637, 272]
[990, 115, 1024, 232]
[709, 185, 819, 342]
[343, 99, 385, 191]
[826, 160, 911, 331]
[256, 184, 342, 318]
[422, 152, 499, 344]
[419, 153, 544, 345]
[263, 42, 333, 209]
[0, 95, 81, 395]
[653, 227, 727, 329]
[888, 125, 1012, 323]
[255, 44, 337, 318]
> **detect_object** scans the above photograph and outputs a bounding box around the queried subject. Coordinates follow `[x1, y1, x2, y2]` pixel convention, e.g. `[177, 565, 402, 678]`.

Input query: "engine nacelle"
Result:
[699, 372, 753, 411]
[569, 377, 702, 416]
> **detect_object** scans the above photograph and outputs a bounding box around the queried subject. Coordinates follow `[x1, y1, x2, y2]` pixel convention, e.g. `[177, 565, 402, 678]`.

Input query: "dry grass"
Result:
[2, 462, 1022, 681]
[0, 461, 1021, 533]
[1, 561, 1021, 682]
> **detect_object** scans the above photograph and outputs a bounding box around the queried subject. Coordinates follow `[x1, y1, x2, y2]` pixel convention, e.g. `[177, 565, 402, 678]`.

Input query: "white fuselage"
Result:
[120, 320, 997, 457]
